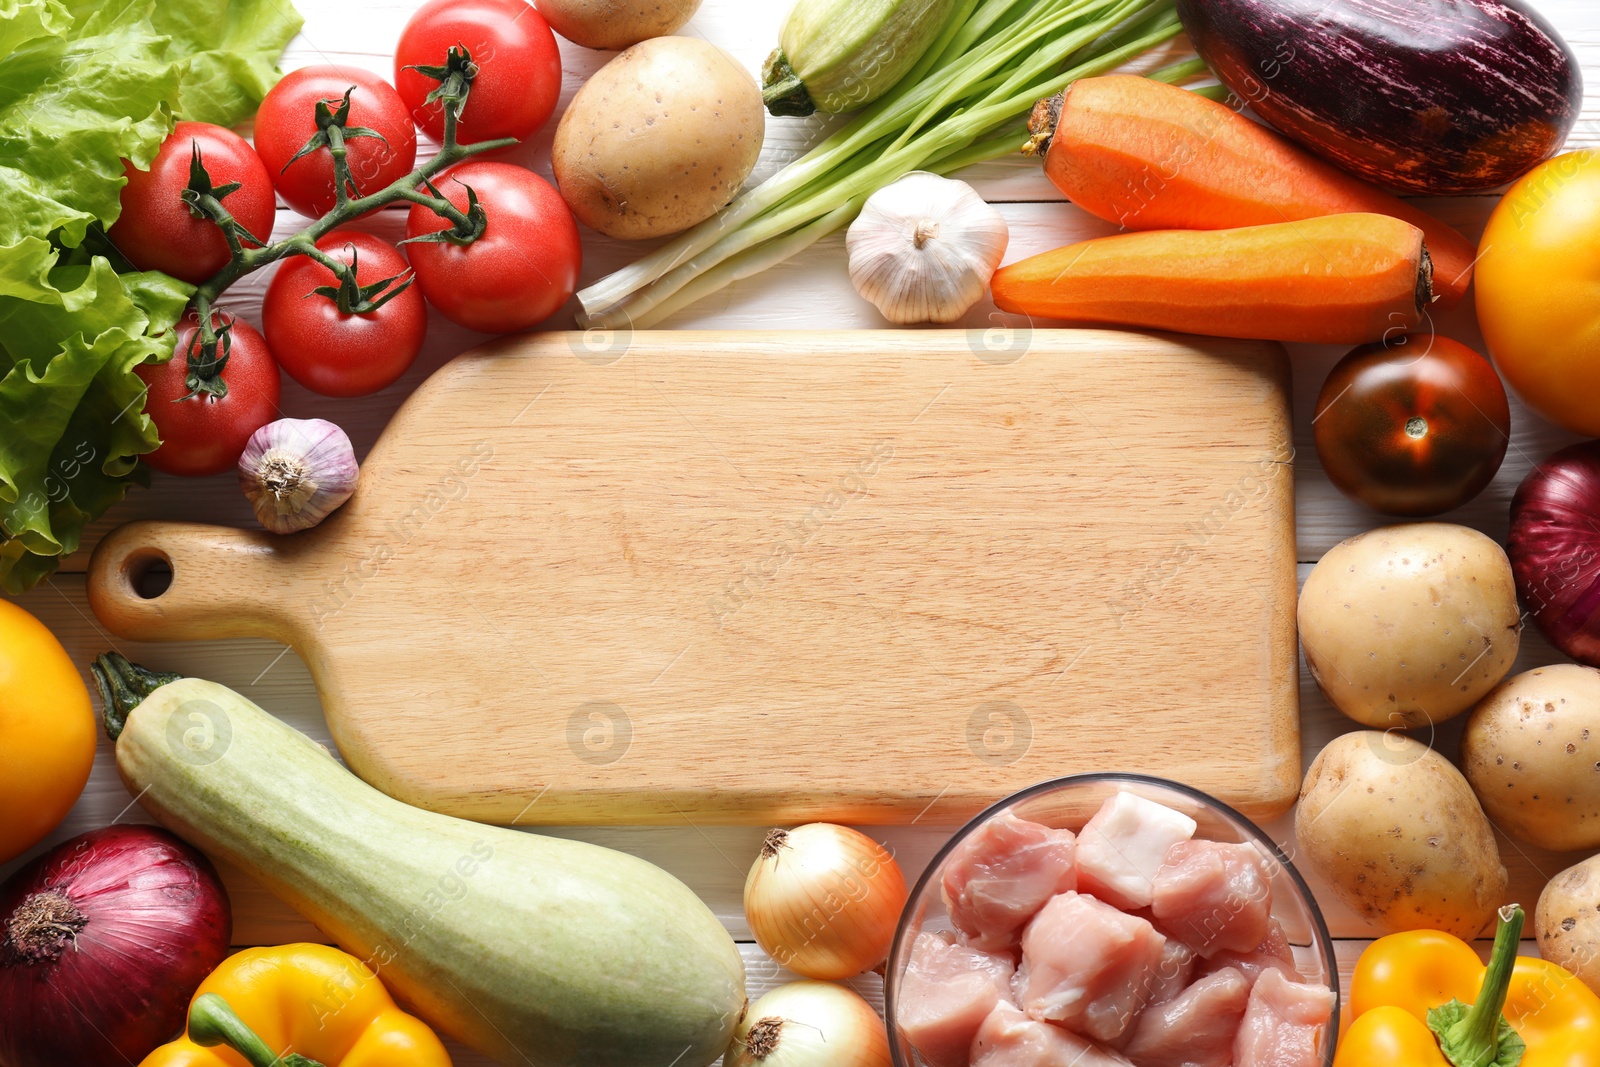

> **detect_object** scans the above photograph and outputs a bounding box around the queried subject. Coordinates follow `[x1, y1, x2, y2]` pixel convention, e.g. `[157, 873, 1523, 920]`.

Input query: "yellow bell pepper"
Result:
[141, 943, 452, 1067]
[1335, 905, 1600, 1067]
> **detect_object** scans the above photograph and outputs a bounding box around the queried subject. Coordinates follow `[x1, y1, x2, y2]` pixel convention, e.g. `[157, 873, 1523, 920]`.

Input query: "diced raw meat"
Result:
[1232, 968, 1334, 1067]
[971, 1004, 1136, 1067]
[1145, 939, 1198, 1008]
[1015, 891, 1167, 1044]
[1202, 918, 1304, 985]
[899, 930, 1018, 1067]
[1151, 840, 1274, 957]
[1076, 792, 1198, 910]
[1122, 967, 1252, 1067]
[942, 813, 1079, 952]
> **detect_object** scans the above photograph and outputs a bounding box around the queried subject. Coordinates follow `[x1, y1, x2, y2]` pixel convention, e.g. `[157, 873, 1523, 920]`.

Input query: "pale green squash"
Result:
[95, 657, 746, 1067]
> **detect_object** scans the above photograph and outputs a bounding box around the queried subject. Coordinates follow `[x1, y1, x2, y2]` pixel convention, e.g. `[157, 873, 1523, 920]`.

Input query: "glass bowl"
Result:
[884, 772, 1338, 1066]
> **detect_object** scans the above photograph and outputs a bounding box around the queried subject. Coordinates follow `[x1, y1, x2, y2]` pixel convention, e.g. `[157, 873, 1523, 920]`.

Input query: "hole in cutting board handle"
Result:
[124, 549, 172, 600]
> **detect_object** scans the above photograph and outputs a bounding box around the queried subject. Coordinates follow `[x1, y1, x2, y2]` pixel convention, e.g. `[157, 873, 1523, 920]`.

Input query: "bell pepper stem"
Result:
[1429, 904, 1528, 1067]
[187, 993, 327, 1067]
[1466, 906, 1525, 1046]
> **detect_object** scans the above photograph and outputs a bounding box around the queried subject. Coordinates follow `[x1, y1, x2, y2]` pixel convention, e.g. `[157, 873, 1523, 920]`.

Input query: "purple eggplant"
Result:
[1175, 0, 1582, 194]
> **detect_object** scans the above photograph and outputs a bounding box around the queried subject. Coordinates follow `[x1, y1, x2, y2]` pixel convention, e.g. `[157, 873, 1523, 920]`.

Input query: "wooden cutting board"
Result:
[89, 330, 1300, 825]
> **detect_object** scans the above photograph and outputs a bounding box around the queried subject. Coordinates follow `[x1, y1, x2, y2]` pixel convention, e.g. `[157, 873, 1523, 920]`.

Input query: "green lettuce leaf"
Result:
[0, 5, 178, 248]
[0, 0, 67, 62]
[153, 0, 304, 125]
[0, 0, 300, 591]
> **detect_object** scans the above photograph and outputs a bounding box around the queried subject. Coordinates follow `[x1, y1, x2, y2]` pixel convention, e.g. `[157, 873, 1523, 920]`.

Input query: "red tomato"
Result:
[393, 0, 561, 146]
[1313, 333, 1511, 517]
[262, 229, 428, 397]
[254, 66, 419, 217]
[404, 162, 580, 333]
[138, 312, 282, 478]
[109, 122, 276, 284]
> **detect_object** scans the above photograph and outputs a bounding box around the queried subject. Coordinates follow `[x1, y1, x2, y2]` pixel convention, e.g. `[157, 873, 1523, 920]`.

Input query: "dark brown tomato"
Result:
[1313, 333, 1510, 517]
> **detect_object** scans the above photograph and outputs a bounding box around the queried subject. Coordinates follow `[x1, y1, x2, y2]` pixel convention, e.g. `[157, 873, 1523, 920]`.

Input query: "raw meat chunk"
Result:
[1122, 967, 1252, 1067]
[971, 1004, 1136, 1067]
[1015, 891, 1167, 1044]
[942, 813, 1078, 952]
[1202, 918, 1304, 985]
[1152, 840, 1273, 957]
[899, 930, 1017, 1067]
[1076, 792, 1198, 910]
[1145, 939, 1198, 1008]
[1232, 968, 1334, 1067]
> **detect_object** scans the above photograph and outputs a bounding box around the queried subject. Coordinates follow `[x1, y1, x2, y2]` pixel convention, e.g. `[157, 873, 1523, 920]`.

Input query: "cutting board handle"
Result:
[88, 521, 304, 645]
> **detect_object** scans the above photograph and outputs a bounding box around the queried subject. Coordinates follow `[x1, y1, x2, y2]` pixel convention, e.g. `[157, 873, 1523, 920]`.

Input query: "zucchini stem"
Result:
[760, 50, 816, 117]
[92, 652, 182, 740]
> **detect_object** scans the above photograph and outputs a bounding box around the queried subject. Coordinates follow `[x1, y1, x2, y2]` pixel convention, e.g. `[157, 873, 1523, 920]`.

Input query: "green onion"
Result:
[576, 0, 1184, 329]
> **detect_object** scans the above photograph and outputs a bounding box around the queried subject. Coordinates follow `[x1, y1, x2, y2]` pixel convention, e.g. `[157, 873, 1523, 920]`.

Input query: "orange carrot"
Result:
[989, 213, 1432, 345]
[1023, 75, 1475, 308]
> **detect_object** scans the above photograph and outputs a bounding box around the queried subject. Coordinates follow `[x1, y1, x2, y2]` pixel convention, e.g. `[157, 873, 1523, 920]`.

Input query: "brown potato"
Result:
[552, 37, 764, 240]
[1536, 852, 1600, 995]
[1463, 663, 1600, 851]
[1297, 523, 1520, 729]
[536, 0, 701, 51]
[1296, 731, 1507, 938]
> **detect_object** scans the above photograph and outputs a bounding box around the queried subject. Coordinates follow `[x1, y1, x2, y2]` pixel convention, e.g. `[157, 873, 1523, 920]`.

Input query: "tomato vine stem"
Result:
[184, 47, 514, 378]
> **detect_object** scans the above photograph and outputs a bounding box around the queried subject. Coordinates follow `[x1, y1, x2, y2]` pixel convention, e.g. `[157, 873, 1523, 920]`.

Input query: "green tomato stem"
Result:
[327, 122, 353, 209]
[299, 240, 347, 276]
[186, 56, 516, 336]
[191, 132, 511, 312]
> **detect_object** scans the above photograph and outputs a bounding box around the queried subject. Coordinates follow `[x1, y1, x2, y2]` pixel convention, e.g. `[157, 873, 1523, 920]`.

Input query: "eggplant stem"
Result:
[91, 652, 182, 740]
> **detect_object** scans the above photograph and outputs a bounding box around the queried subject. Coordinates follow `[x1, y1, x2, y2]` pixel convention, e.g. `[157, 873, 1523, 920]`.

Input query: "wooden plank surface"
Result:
[5, 0, 1600, 1064]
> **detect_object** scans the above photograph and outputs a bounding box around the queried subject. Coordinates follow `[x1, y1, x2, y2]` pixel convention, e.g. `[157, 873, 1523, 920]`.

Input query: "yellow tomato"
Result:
[0, 599, 94, 862]
[1476, 150, 1600, 436]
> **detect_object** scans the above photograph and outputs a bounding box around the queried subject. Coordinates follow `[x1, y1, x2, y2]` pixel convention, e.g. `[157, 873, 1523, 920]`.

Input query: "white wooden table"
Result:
[6, 2, 1599, 1062]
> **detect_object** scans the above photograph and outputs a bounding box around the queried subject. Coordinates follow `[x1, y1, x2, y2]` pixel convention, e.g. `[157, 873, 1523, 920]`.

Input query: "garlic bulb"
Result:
[238, 418, 359, 534]
[846, 172, 1009, 325]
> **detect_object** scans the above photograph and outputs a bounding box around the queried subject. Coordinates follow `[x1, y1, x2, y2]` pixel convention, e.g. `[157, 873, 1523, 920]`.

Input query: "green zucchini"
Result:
[93, 655, 745, 1067]
[761, 0, 963, 116]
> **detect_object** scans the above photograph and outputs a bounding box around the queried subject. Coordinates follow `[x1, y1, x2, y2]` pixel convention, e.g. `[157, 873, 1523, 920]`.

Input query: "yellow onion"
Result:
[744, 824, 908, 980]
[725, 981, 891, 1067]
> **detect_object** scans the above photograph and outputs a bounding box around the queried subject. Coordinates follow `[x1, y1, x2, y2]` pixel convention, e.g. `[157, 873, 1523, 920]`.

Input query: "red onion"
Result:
[0, 825, 232, 1067]
[1508, 440, 1600, 667]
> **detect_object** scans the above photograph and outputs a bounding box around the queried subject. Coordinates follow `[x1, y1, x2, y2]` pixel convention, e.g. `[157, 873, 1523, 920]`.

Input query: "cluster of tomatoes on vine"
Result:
[109, 0, 581, 477]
